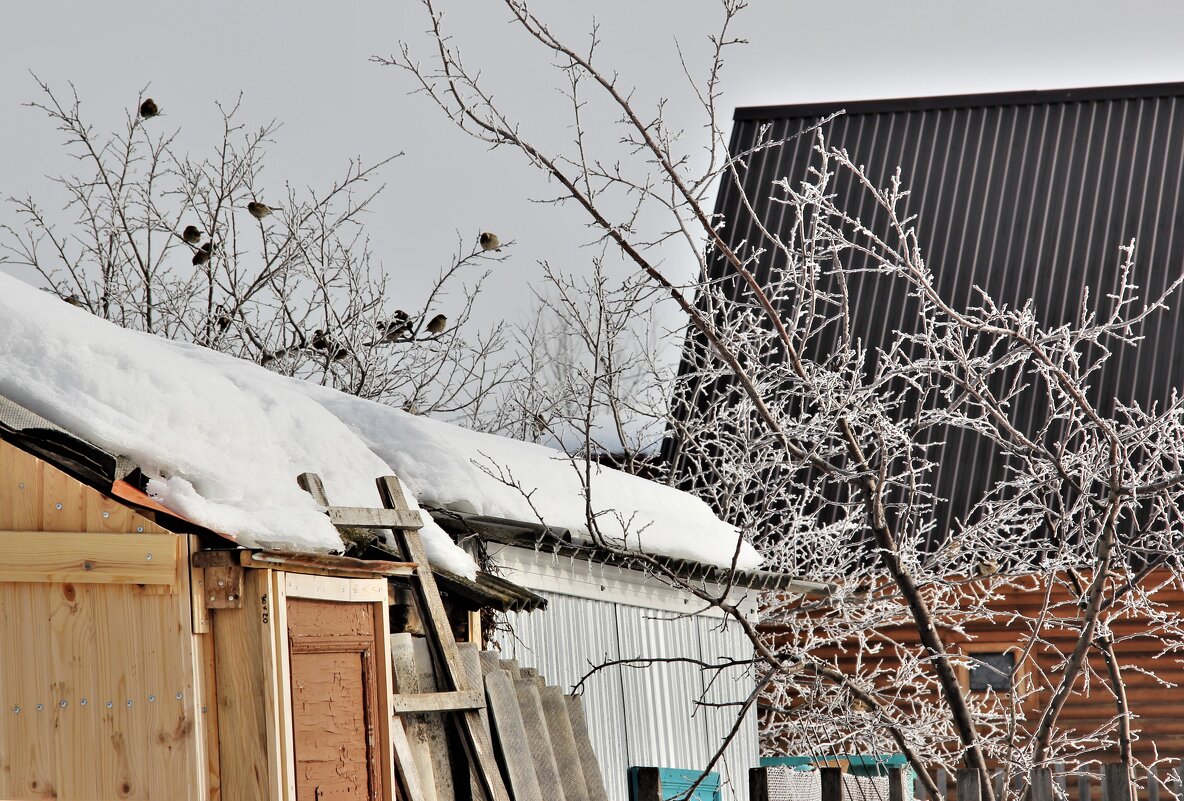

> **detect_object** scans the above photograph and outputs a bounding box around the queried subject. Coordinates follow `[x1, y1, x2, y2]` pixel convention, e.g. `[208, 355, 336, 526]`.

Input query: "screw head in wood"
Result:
[102, 511, 110, 518]
[55, 503, 62, 510]
[145, 553, 152, 560]
[11, 706, 18, 714]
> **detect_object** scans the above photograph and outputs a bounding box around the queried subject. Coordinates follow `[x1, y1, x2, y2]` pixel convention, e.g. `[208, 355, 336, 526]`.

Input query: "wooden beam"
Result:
[193, 547, 415, 578]
[283, 572, 387, 602]
[204, 565, 244, 608]
[0, 530, 177, 585]
[328, 506, 424, 530]
[391, 690, 485, 715]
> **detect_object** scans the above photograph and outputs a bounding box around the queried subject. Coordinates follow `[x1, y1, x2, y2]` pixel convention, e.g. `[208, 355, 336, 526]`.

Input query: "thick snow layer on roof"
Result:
[297, 385, 763, 571]
[0, 274, 761, 574]
[0, 276, 477, 576]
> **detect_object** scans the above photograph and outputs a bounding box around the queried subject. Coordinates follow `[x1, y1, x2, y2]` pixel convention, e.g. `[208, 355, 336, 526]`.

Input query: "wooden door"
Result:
[287, 598, 384, 801]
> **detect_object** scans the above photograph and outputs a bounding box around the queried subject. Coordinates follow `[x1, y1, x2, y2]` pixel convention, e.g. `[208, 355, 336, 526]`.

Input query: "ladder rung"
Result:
[391, 689, 486, 714]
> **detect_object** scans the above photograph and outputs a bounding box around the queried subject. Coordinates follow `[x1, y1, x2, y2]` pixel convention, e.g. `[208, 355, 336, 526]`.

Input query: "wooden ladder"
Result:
[298, 472, 510, 801]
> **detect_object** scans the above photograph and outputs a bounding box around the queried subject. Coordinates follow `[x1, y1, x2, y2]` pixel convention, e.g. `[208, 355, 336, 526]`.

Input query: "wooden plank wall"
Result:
[0, 439, 208, 800]
[760, 573, 1184, 766]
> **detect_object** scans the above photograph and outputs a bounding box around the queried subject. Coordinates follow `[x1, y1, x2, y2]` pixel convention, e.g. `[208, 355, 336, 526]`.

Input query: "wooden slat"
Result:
[328, 506, 424, 530]
[391, 633, 443, 801]
[193, 548, 415, 578]
[0, 530, 178, 585]
[377, 476, 511, 801]
[391, 689, 485, 714]
[283, 572, 386, 602]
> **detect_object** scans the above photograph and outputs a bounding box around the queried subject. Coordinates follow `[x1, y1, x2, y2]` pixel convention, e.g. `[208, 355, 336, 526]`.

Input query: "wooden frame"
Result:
[955, 640, 1038, 712]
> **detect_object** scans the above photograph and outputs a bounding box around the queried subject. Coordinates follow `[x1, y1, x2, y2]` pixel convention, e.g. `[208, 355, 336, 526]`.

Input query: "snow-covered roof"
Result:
[0, 275, 761, 578]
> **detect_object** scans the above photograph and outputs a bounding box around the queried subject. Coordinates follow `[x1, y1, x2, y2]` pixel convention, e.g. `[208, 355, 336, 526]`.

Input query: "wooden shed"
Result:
[0, 424, 418, 801]
[0, 397, 554, 801]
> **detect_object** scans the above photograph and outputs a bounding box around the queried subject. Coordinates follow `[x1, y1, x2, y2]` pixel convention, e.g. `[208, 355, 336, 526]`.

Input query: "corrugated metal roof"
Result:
[689, 83, 1184, 540]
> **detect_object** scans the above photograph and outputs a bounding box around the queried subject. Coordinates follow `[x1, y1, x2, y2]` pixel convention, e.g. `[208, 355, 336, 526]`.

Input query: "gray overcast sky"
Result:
[3, 0, 1184, 336]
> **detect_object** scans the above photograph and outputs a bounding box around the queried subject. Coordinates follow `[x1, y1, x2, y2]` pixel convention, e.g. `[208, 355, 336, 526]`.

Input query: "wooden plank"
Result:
[283, 572, 386, 602]
[189, 536, 211, 634]
[821, 767, 844, 801]
[390, 717, 430, 801]
[373, 596, 397, 801]
[41, 459, 85, 532]
[479, 650, 503, 675]
[270, 571, 296, 801]
[484, 668, 544, 801]
[204, 565, 244, 608]
[566, 695, 611, 801]
[0, 530, 178, 585]
[750, 767, 770, 801]
[515, 679, 567, 801]
[391, 689, 485, 714]
[0, 439, 44, 529]
[377, 476, 511, 801]
[540, 685, 589, 801]
[215, 569, 281, 801]
[1031, 768, 1055, 801]
[249, 550, 415, 578]
[632, 767, 662, 801]
[391, 633, 441, 801]
[1105, 764, 1134, 801]
[499, 658, 521, 678]
[958, 769, 982, 801]
[888, 767, 906, 801]
[413, 637, 457, 801]
[328, 506, 424, 530]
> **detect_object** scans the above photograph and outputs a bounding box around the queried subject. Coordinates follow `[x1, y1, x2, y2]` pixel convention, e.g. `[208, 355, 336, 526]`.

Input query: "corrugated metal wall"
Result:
[686, 83, 1184, 538]
[503, 591, 758, 801]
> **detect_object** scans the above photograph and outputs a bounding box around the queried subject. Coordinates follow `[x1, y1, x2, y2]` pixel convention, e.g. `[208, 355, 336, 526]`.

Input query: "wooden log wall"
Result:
[0, 439, 210, 800]
[760, 573, 1184, 767]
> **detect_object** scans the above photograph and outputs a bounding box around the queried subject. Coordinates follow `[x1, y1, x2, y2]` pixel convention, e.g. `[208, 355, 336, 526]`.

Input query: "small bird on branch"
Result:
[139, 98, 159, 119]
[367, 311, 411, 345]
[191, 241, 213, 266]
[479, 231, 501, 252]
[425, 314, 447, 335]
[247, 201, 281, 219]
[310, 329, 332, 351]
[182, 225, 203, 245]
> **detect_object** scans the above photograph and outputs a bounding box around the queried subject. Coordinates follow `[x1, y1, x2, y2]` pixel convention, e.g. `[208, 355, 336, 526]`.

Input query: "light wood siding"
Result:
[0, 439, 206, 800]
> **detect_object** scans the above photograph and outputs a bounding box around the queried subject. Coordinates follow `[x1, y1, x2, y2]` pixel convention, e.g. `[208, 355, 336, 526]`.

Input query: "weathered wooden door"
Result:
[287, 598, 384, 801]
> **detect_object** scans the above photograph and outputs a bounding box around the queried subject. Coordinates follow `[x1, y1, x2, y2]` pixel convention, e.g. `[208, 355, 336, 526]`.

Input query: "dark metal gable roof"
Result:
[702, 83, 1184, 539]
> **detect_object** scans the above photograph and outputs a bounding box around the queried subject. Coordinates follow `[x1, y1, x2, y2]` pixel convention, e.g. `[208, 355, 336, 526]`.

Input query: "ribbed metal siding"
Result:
[701, 86, 1184, 537]
[504, 592, 758, 801]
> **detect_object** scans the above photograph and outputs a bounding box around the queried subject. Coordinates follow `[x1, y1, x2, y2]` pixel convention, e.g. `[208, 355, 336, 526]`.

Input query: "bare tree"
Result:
[392, 2, 1184, 799]
[1, 78, 516, 422]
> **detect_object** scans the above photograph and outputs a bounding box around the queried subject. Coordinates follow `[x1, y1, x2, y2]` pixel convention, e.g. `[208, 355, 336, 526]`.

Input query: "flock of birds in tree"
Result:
[56, 99, 507, 366]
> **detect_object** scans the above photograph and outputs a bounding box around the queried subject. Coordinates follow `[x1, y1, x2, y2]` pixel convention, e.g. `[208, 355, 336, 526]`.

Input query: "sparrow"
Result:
[192, 248, 210, 266]
[247, 201, 280, 219]
[425, 314, 447, 335]
[310, 329, 331, 351]
[367, 312, 411, 346]
[479, 231, 501, 252]
[182, 225, 203, 244]
[974, 560, 1000, 578]
[62, 294, 85, 308]
[139, 98, 159, 119]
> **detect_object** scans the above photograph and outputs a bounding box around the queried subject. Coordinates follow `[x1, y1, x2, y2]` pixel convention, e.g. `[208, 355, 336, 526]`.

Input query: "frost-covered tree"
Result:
[0, 78, 516, 425]
[393, 2, 1184, 798]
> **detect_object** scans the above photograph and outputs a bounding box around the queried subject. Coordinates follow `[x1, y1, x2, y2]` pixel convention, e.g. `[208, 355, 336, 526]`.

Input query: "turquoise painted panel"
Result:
[629, 767, 721, 801]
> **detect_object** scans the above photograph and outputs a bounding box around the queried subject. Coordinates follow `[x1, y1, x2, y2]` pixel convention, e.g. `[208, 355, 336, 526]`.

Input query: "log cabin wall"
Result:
[0, 439, 212, 800]
[760, 574, 1184, 767]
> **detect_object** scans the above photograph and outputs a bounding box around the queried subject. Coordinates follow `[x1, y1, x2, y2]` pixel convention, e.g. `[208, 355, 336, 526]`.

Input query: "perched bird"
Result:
[247, 201, 280, 219]
[974, 560, 1000, 578]
[310, 329, 331, 351]
[182, 225, 203, 245]
[62, 294, 85, 308]
[478, 231, 501, 252]
[331, 347, 350, 362]
[367, 311, 411, 346]
[139, 98, 159, 119]
[425, 314, 448, 335]
[192, 248, 210, 266]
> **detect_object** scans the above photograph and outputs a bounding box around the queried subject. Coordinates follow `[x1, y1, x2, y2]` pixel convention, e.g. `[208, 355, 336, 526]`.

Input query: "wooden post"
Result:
[821, 767, 844, 801]
[1079, 771, 1091, 801]
[937, 768, 948, 801]
[632, 767, 662, 801]
[1104, 764, 1133, 801]
[1054, 763, 1067, 799]
[1030, 768, 1054, 801]
[750, 767, 770, 801]
[957, 769, 983, 801]
[888, 767, 906, 801]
